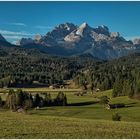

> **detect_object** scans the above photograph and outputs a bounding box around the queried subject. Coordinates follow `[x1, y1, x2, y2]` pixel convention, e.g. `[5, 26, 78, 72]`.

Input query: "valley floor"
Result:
[0, 89, 140, 138]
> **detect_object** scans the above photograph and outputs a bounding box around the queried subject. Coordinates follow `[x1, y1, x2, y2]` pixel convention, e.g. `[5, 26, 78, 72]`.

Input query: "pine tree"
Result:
[112, 75, 123, 97]
[16, 89, 25, 107]
[6, 89, 17, 111]
[56, 91, 67, 106]
[34, 94, 41, 107]
[44, 93, 52, 106]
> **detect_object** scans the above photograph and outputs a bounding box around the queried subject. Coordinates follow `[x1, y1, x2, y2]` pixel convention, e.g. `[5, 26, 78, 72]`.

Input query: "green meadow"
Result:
[0, 89, 140, 138]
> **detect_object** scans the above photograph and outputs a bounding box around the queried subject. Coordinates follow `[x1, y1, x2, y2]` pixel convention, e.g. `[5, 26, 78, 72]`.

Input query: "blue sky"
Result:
[0, 1, 140, 43]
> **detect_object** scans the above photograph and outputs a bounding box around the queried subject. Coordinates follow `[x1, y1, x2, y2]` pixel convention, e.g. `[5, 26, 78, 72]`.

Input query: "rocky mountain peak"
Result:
[55, 22, 77, 31]
[34, 34, 42, 42]
[76, 22, 92, 36]
[132, 38, 140, 45]
[94, 25, 110, 36]
[17, 38, 34, 46]
[97, 25, 109, 31]
[110, 32, 120, 38]
[43, 23, 77, 43]
[80, 22, 89, 28]
[15, 22, 139, 60]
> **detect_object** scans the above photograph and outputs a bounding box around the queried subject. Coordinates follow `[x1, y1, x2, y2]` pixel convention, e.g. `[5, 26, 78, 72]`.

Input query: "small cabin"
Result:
[49, 85, 55, 89]
[35, 106, 40, 110]
[17, 108, 25, 113]
[94, 88, 100, 92]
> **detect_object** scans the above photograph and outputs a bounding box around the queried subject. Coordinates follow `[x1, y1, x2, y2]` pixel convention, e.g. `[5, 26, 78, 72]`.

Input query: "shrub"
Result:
[112, 113, 121, 121]
[24, 99, 33, 110]
[99, 96, 110, 106]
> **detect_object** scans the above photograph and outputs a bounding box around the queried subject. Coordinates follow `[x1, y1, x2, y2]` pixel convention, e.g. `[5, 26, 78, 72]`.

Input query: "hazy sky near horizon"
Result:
[0, 1, 140, 43]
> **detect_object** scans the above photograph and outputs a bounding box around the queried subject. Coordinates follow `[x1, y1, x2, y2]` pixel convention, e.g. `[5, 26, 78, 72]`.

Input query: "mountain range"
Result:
[1, 22, 140, 60]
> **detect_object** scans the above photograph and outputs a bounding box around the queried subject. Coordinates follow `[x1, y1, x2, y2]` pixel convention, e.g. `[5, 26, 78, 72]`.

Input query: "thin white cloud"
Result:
[0, 29, 35, 43]
[34, 25, 53, 29]
[0, 30, 34, 36]
[8, 22, 26, 26]
[3, 35, 23, 39]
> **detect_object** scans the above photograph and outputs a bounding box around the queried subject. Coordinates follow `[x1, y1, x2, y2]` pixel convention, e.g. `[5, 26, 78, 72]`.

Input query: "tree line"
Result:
[0, 89, 67, 111]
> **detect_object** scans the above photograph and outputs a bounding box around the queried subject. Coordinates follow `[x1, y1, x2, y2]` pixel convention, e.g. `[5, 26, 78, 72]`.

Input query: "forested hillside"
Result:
[74, 53, 140, 98]
[0, 44, 140, 98]
[0, 48, 101, 88]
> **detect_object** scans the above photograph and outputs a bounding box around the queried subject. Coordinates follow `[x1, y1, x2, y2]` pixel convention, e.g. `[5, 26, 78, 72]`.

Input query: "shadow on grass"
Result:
[68, 101, 99, 106]
[38, 108, 56, 110]
[125, 102, 137, 108]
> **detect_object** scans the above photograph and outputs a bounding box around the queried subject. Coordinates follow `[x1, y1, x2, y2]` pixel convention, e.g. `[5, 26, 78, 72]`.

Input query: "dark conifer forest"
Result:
[0, 46, 140, 99]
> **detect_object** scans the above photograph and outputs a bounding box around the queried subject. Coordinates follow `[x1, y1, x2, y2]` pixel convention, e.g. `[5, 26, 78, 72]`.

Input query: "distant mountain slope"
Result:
[0, 34, 14, 47]
[0, 34, 47, 57]
[16, 22, 140, 59]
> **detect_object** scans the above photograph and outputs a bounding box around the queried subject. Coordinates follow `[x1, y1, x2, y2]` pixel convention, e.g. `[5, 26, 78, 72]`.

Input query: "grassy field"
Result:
[0, 87, 81, 93]
[0, 88, 140, 138]
[0, 110, 140, 139]
[29, 89, 140, 122]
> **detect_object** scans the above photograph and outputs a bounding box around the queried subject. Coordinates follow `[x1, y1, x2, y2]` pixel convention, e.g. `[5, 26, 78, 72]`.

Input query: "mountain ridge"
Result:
[0, 22, 140, 60]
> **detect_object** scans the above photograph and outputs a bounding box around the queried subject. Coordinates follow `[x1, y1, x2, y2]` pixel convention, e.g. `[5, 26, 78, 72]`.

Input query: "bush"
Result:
[112, 113, 121, 121]
[99, 96, 110, 106]
[24, 99, 33, 110]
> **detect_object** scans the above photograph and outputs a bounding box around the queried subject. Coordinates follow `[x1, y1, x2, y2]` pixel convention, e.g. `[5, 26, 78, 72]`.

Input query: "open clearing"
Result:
[0, 89, 140, 138]
[0, 87, 81, 93]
